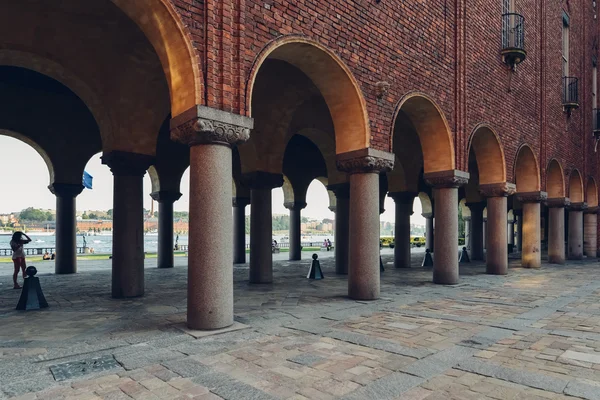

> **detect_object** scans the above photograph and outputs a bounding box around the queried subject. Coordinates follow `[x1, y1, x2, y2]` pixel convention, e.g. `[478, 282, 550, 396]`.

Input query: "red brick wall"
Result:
[168, 0, 599, 197]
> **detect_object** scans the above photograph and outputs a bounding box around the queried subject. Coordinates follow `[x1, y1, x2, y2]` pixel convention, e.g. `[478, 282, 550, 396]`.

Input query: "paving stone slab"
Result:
[340, 372, 424, 400]
[564, 380, 600, 400]
[114, 347, 183, 370]
[399, 345, 479, 379]
[326, 330, 432, 359]
[161, 357, 212, 378]
[287, 353, 327, 366]
[49, 354, 122, 381]
[460, 327, 515, 349]
[456, 358, 569, 393]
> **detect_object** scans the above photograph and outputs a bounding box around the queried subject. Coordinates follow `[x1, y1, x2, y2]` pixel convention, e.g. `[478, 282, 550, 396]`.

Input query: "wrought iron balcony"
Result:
[501, 13, 526, 68]
[563, 77, 579, 111]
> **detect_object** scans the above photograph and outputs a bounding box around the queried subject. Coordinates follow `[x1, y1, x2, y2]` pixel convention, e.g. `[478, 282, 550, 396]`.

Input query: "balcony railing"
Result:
[563, 77, 579, 110]
[501, 13, 526, 67]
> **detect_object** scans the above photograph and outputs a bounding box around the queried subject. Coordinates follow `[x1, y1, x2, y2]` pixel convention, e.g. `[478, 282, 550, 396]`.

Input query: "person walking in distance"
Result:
[10, 231, 31, 289]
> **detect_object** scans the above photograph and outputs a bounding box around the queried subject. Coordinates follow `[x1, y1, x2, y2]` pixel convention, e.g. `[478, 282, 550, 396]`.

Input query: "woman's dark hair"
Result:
[11, 231, 23, 242]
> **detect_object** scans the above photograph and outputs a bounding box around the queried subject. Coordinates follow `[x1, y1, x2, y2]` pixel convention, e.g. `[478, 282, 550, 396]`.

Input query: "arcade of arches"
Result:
[1, 1, 600, 333]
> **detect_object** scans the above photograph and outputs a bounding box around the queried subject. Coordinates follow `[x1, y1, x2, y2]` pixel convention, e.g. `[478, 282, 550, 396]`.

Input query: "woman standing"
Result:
[10, 231, 31, 289]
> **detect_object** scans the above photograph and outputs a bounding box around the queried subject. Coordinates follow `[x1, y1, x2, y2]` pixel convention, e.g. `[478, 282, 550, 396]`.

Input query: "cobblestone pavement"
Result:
[1, 252, 599, 399]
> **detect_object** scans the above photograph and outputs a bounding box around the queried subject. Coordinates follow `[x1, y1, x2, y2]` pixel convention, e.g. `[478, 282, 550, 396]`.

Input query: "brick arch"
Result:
[514, 144, 540, 192]
[392, 93, 455, 173]
[467, 125, 506, 185]
[0, 129, 54, 185]
[546, 159, 565, 199]
[110, 0, 202, 116]
[247, 36, 370, 155]
[587, 177, 598, 207]
[568, 169, 584, 203]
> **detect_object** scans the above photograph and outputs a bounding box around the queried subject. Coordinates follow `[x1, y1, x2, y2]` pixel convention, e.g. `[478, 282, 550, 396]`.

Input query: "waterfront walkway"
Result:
[1, 252, 599, 399]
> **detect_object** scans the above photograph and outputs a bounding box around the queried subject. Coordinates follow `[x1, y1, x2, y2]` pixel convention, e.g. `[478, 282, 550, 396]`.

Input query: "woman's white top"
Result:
[10, 240, 25, 259]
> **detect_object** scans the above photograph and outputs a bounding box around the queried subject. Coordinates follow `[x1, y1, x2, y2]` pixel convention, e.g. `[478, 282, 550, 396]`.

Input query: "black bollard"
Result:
[380, 255, 385, 273]
[422, 248, 434, 267]
[307, 254, 324, 280]
[16, 266, 48, 311]
[459, 247, 470, 263]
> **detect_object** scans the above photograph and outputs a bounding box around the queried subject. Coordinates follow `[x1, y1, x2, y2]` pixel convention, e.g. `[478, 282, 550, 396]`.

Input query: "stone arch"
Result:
[0, 129, 54, 184]
[546, 159, 565, 198]
[418, 192, 433, 215]
[587, 177, 599, 207]
[247, 36, 370, 154]
[0, 50, 113, 145]
[110, 0, 202, 116]
[392, 93, 455, 173]
[315, 176, 336, 209]
[459, 198, 471, 218]
[568, 169, 584, 203]
[467, 125, 506, 184]
[514, 144, 540, 192]
[282, 175, 295, 204]
[148, 166, 161, 193]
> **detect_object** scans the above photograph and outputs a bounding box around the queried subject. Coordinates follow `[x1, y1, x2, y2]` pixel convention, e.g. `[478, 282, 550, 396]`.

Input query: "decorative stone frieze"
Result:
[336, 148, 394, 174]
[569, 202, 588, 212]
[424, 170, 470, 188]
[545, 197, 570, 208]
[170, 105, 253, 147]
[515, 191, 548, 203]
[479, 182, 516, 198]
[584, 206, 599, 214]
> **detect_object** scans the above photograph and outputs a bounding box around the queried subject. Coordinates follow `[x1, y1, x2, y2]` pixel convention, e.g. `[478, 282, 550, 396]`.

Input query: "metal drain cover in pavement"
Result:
[50, 355, 122, 381]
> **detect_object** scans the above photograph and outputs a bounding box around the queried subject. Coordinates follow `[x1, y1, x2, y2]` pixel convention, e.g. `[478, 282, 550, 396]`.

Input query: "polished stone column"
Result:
[515, 210, 523, 251]
[516, 192, 547, 268]
[232, 197, 249, 264]
[49, 183, 84, 274]
[568, 202, 586, 260]
[330, 183, 350, 275]
[285, 201, 307, 261]
[507, 217, 515, 251]
[466, 202, 485, 260]
[246, 172, 283, 284]
[172, 106, 252, 329]
[423, 213, 434, 251]
[389, 192, 417, 268]
[547, 198, 568, 264]
[151, 191, 182, 269]
[103, 151, 154, 298]
[463, 216, 471, 250]
[483, 217, 487, 250]
[426, 170, 469, 285]
[337, 149, 394, 300]
[480, 183, 515, 275]
[584, 207, 598, 257]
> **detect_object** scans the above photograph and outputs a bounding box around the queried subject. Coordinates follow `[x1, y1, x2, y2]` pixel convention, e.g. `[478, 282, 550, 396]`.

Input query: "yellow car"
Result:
[410, 237, 426, 247]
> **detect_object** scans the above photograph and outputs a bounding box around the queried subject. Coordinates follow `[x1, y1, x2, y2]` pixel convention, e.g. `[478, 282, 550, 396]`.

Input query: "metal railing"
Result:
[502, 13, 525, 51]
[0, 247, 87, 256]
[245, 241, 335, 250]
[563, 77, 579, 107]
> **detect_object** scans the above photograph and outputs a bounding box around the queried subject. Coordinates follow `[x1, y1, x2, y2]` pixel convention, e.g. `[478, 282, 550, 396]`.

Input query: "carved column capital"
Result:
[170, 105, 253, 147]
[466, 201, 486, 212]
[284, 201, 307, 211]
[422, 212, 433, 219]
[150, 191, 182, 204]
[515, 191, 548, 204]
[328, 183, 350, 199]
[424, 170, 469, 188]
[388, 191, 418, 205]
[463, 216, 471, 221]
[328, 205, 337, 213]
[242, 171, 284, 190]
[479, 182, 516, 198]
[584, 206, 600, 214]
[232, 197, 250, 208]
[336, 148, 394, 174]
[545, 197, 570, 208]
[48, 183, 84, 198]
[102, 151, 155, 177]
[569, 202, 588, 211]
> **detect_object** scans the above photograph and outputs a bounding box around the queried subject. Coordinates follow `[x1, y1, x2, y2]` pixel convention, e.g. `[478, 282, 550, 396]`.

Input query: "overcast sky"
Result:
[0, 136, 424, 224]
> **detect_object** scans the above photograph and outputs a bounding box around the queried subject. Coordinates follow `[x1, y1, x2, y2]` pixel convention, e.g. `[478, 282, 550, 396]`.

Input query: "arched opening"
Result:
[247, 37, 370, 155]
[546, 159, 565, 198]
[468, 126, 506, 185]
[514, 145, 540, 192]
[587, 177, 599, 207]
[568, 169, 584, 203]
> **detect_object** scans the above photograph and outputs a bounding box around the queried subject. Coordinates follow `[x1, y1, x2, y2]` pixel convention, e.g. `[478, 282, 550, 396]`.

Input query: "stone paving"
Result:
[1, 251, 600, 399]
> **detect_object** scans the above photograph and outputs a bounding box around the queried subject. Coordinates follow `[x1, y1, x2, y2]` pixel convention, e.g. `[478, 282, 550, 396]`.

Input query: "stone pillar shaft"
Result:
[424, 215, 434, 251]
[568, 204, 586, 260]
[547, 199, 567, 264]
[468, 203, 485, 260]
[584, 209, 598, 257]
[286, 202, 306, 261]
[389, 192, 417, 269]
[50, 184, 83, 275]
[330, 184, 350, 275]
[516, 213, 523, 251]
[232, 199, 249, 264]
[250, 188, 273, 283]
[517, 192, 546, 269]
[485, 196, 508, 275]
[151, 191, 182, 269]
[464, 217, 471, 250]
